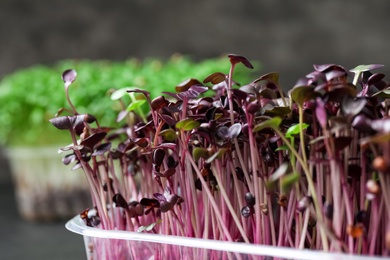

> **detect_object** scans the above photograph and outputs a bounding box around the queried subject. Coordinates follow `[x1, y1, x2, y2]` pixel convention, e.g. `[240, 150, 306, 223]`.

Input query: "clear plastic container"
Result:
[66, 215, 381, 260]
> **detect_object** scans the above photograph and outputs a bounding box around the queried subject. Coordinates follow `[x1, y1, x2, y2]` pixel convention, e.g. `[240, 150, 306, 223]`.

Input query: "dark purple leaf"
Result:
[203, 72, 226, 84]
[62, 153, 76, 165]
[49, 116, 73, 130]
[62, 69, 77, 87]
[177, 85, 208, 99]
[325, 70, 347, 81]
[151, 96, 169, 110]
[313, 64, 347, 73]
[134, 138, 149, 148]
[367, 73, 385, 86]
[158, 114, 176, 126]
[228, 123, 242, 139]
[228, 54, 254, 69]
[175, 78, 202, 92]
[371, 118, 390, 133]
[153, 149, 165, 167]
[216, 126, 229, 140]
[352, 115, 374, 133]
[81, 132, 107, 150]
[315, 98, 327, 129]
[154, 168, 176, 178]
[167, 156, 178, 168]
[231, 89, 248, 101]
[92, 142, 112, 156]
[113, 193, 128, 208]
[254, 72, 279, 85]
[155, 142, 176, 150]
[153, 193, 166, 203]
[323, 202, 333, 220]
[341, 96, 367, 116]
[71, 162, 82, 171]
[246, 101, 261, 114]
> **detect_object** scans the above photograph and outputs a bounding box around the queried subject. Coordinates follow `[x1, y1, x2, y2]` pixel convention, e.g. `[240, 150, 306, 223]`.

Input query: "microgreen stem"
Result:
[273, 127, 329, 251]
[214, 159, 251, 243]
[186, 150, 236, 242]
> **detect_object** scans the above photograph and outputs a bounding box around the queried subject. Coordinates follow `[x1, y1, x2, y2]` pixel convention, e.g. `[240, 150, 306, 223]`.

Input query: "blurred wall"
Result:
[0, 0, 389, 183]
[1, 0, 389, 87]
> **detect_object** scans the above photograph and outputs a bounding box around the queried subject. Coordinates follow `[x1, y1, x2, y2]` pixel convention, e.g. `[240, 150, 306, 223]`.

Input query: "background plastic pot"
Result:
[7, 147, 91, 221]
[65, 215, 382, 260]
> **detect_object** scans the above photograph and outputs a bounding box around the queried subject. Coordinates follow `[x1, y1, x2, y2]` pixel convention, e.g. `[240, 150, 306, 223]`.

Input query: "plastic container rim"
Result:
[66, 215, 381, 260]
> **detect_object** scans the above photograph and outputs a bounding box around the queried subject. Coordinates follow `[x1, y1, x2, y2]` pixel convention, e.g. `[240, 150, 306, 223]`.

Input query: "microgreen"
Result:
[52, 55, 390, 258]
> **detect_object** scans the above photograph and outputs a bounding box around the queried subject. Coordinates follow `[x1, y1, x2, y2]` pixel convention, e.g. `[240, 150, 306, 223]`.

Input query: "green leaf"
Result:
[281, 172, 300, 193]
[175, 118, 200, 131]
[264, 106, 291, 117]
[137, 220, 162, 232]
[192, 147, 210, 161]
[350, 64, 384, 73]
[285, 123, 309, 138]
[275, 145, 289, 152]
[288, 85, 319, 107]
[269, 163, 289, 182]
[372, 89, 390, 98]
[110, 88, 130, 100]
[253, 117, 282, 133]
[126, 99, 146, 112]
[205, 148, 227, 164]
[159, 129, 177, 142]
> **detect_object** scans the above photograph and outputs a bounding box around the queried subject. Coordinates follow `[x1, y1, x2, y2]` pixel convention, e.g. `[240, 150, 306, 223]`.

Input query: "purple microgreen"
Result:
[80, 132, 107, 150]
[52, 56, 390, 257]
[177, 84, 208, 99]
[92, 142, 112, 156]
[228, 54, 254, 69]
[341, 96, 367, 116]
[151, 96, 169, 110]
[175, 78, 202, 92]
[113, 193, 128, 209]
[62, 69, 77, 88]
[49, 114, 86, 131]
[203, 72, 227, 84]
[62, 153, 76, 165]
[350, 64, 384, 85]
[367, 73, 385, 86]
[153, 148, 165, 167]
[315, 98, 328, 129]
[228, 123, 242, 139]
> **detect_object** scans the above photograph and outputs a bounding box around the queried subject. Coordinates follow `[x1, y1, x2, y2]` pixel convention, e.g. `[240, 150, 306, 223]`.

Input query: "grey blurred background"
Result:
[0, 0, 389, 259]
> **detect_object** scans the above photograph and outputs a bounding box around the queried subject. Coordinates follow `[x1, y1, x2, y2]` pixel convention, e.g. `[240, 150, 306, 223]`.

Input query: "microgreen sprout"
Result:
[52, 55, 390, 258]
